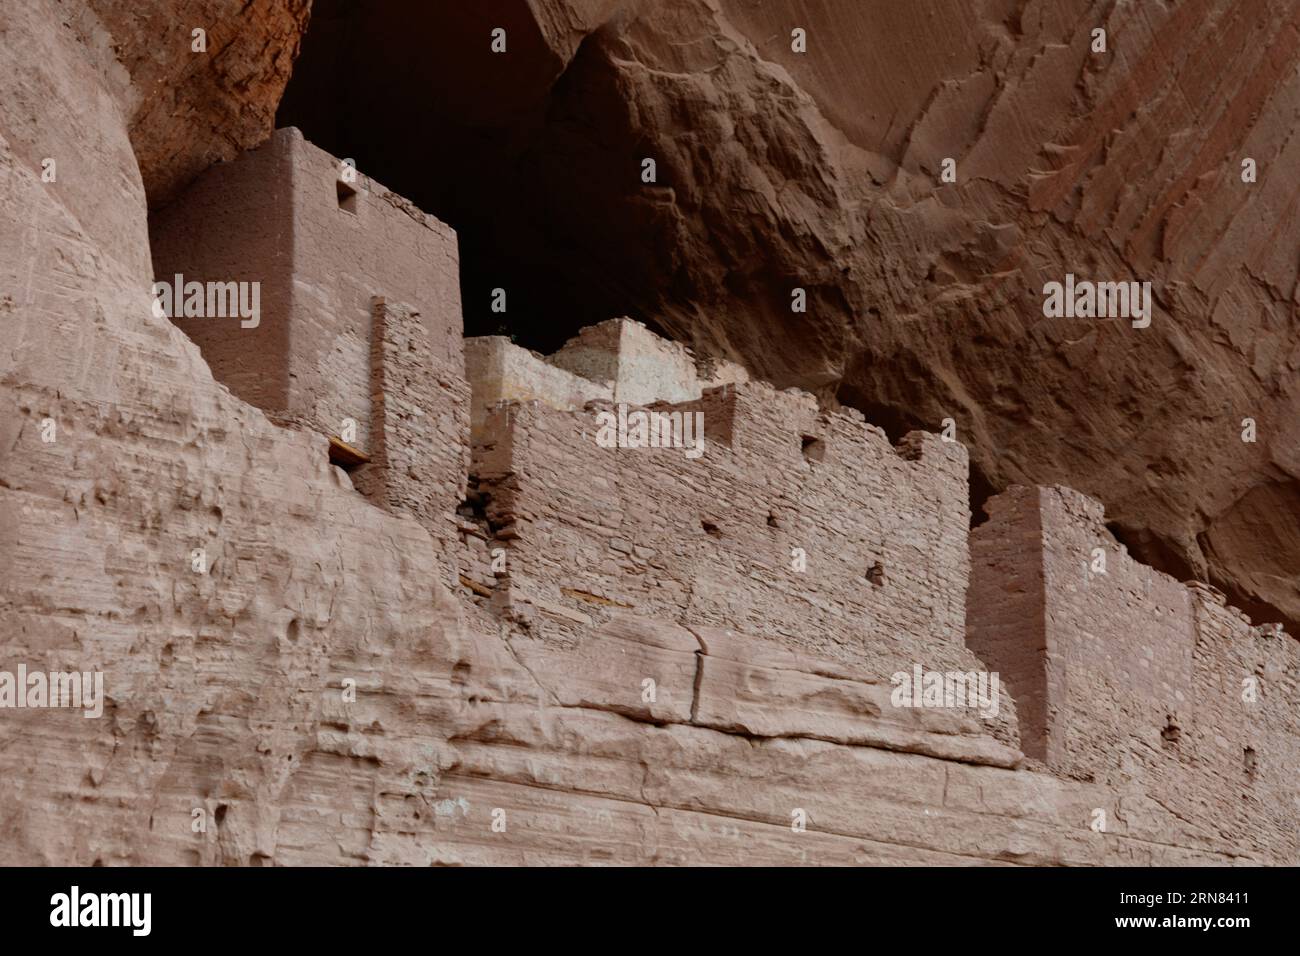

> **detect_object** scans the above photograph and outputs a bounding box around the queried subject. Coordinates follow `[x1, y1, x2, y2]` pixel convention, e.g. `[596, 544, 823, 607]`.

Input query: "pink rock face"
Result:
[0, 0, 1297, 868]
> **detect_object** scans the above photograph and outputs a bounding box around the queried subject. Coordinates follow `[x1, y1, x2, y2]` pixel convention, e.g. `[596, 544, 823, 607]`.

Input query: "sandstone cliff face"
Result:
[88, 0, 310, 204]
[2, 0, 1297, 867]
[278, 0, 1300, 629]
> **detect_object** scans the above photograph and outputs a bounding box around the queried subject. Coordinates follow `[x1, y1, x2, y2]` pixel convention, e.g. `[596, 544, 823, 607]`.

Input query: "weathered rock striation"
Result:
[1, 0, 1297, 867]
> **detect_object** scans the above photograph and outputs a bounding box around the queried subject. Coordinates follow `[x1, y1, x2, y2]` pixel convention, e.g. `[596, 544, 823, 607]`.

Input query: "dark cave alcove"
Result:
[275, 0, 673, 354]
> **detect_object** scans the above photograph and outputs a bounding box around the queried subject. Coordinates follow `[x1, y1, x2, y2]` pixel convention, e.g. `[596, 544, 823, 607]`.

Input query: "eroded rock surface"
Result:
[89, 0, 310, 204]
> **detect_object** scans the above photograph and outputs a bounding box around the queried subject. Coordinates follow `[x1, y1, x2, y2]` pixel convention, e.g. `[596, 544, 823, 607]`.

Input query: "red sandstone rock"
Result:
[88, 0, 310, 204]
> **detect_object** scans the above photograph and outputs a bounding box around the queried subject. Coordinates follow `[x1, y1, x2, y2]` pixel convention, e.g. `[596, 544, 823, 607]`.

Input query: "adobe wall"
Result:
[464, 320, 751, 440]
[548, 318, 750, 407]
[970, 485, 1300, 858]
[471, 381, 1006, 725]
[550, 318, 696, 405]
[464, 336, 610, 434]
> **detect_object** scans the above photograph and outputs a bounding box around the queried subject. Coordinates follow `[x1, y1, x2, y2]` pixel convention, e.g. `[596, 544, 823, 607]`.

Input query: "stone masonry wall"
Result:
[1038, 487, 1193, 777]
[284, 127, 462, 457]
[1188, 590, 1300, 857]
[150, 128, 464, 461]
[471, 381, 1012, 733]
[149, 135, 295, 413]
[966, 489, 1049, 760]
[970, 485, 1300, 859]
[352, 297, 469, 555]
[9, 0, 1298, 869]
[973, 486, 1193, 774]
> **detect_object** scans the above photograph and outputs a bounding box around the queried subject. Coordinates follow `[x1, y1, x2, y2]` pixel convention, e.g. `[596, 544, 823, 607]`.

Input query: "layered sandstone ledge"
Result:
[1, 1, 1297, 866]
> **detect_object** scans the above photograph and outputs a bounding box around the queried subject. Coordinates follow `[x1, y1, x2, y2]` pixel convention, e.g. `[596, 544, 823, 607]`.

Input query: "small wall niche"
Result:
[801, 435, 825, 462]
[336, 179, 359, 214]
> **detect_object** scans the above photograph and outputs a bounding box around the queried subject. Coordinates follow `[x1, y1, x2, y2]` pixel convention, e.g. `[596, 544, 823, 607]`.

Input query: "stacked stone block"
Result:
[470, 380, 996, 706]
[351, 297, 469, 555]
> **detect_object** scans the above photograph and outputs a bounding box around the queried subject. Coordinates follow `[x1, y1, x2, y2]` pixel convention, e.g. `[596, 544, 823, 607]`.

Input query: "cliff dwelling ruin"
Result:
[135, 121, 1300, 869]
[3, 0, 1299, 888]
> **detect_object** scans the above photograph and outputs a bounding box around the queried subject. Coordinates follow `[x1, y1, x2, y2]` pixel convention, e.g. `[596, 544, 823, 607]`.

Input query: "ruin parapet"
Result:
[466, 373, 1000, 729]
[548, 317, 748, 406]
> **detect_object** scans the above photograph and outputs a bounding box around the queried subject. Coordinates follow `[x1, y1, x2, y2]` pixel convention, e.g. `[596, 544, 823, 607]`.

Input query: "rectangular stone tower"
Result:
[149, 126, 464, 462]
[149, 127, 468, 548]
